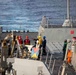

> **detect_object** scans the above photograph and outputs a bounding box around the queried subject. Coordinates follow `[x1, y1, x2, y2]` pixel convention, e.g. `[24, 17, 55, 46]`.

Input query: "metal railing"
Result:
[42, 18, 76, 28]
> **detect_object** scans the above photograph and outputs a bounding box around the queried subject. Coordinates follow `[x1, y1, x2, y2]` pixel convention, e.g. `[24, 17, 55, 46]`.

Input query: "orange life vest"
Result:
[67, 50, 72, 63]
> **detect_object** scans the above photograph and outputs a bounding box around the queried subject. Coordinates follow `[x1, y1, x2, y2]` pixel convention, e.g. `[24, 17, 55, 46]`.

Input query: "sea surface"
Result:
[0, 0, 76, 32]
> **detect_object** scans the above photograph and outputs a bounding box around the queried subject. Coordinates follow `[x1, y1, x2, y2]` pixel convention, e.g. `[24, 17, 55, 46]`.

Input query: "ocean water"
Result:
[0, 0, 76, 32]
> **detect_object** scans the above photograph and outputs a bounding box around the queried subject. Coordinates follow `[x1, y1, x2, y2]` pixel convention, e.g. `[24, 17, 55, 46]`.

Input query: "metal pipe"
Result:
[16, 38, 22, 57]
[67, 0, 70, 19]
[61, 63, 66, 75]
[47, 18, 49, 28]
[58, 66, 62, 75]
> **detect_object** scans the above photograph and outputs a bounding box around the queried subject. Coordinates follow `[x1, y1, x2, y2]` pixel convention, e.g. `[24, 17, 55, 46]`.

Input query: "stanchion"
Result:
[51, 59, 55, 75]
[48, 54, 52, 70]
[45, 50, 49, 65]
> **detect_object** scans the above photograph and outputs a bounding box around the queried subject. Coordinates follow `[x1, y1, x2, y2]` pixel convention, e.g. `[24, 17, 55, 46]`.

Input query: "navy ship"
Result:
[0, 0, 76, 75]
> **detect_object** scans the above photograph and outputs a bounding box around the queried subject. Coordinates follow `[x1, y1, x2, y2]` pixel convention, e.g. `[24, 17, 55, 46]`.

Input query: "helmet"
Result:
[37, 36, 41, 39]
[43, 36, 46, 39]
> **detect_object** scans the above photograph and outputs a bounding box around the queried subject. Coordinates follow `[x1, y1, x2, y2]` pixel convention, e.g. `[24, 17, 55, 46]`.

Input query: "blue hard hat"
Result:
[43, 36, 46, 39]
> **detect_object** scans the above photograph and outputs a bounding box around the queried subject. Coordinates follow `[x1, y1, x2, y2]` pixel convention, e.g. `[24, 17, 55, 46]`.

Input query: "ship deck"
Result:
[0, 32, 76, 75]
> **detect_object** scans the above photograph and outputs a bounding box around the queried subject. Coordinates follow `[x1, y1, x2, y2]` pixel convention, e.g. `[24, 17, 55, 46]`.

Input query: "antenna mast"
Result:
[67, 0, 70, 19]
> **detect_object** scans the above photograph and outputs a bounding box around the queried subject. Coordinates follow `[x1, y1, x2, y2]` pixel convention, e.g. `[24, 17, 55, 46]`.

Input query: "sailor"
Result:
[42, 36, 46, 55]
[22, 50, 27, 58]
[71, 37, 76, 53]
[35, 36, 43, 60]
[62, 39, 67, 60]
[24, 36, 30, 45]
[18, 36, 23, 45]
[7, 62, 13, 74]
[6, 62, 16, 75]
[31, 39, 40, 59]
[67, 49, 72, 64]
[7, 40, 11, 57]
[37, 35, 43, 49]
[36, 40, 40, 48]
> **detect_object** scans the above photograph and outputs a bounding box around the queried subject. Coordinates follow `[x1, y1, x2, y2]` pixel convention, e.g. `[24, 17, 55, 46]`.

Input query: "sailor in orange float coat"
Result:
[67, 50, 72, 64]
